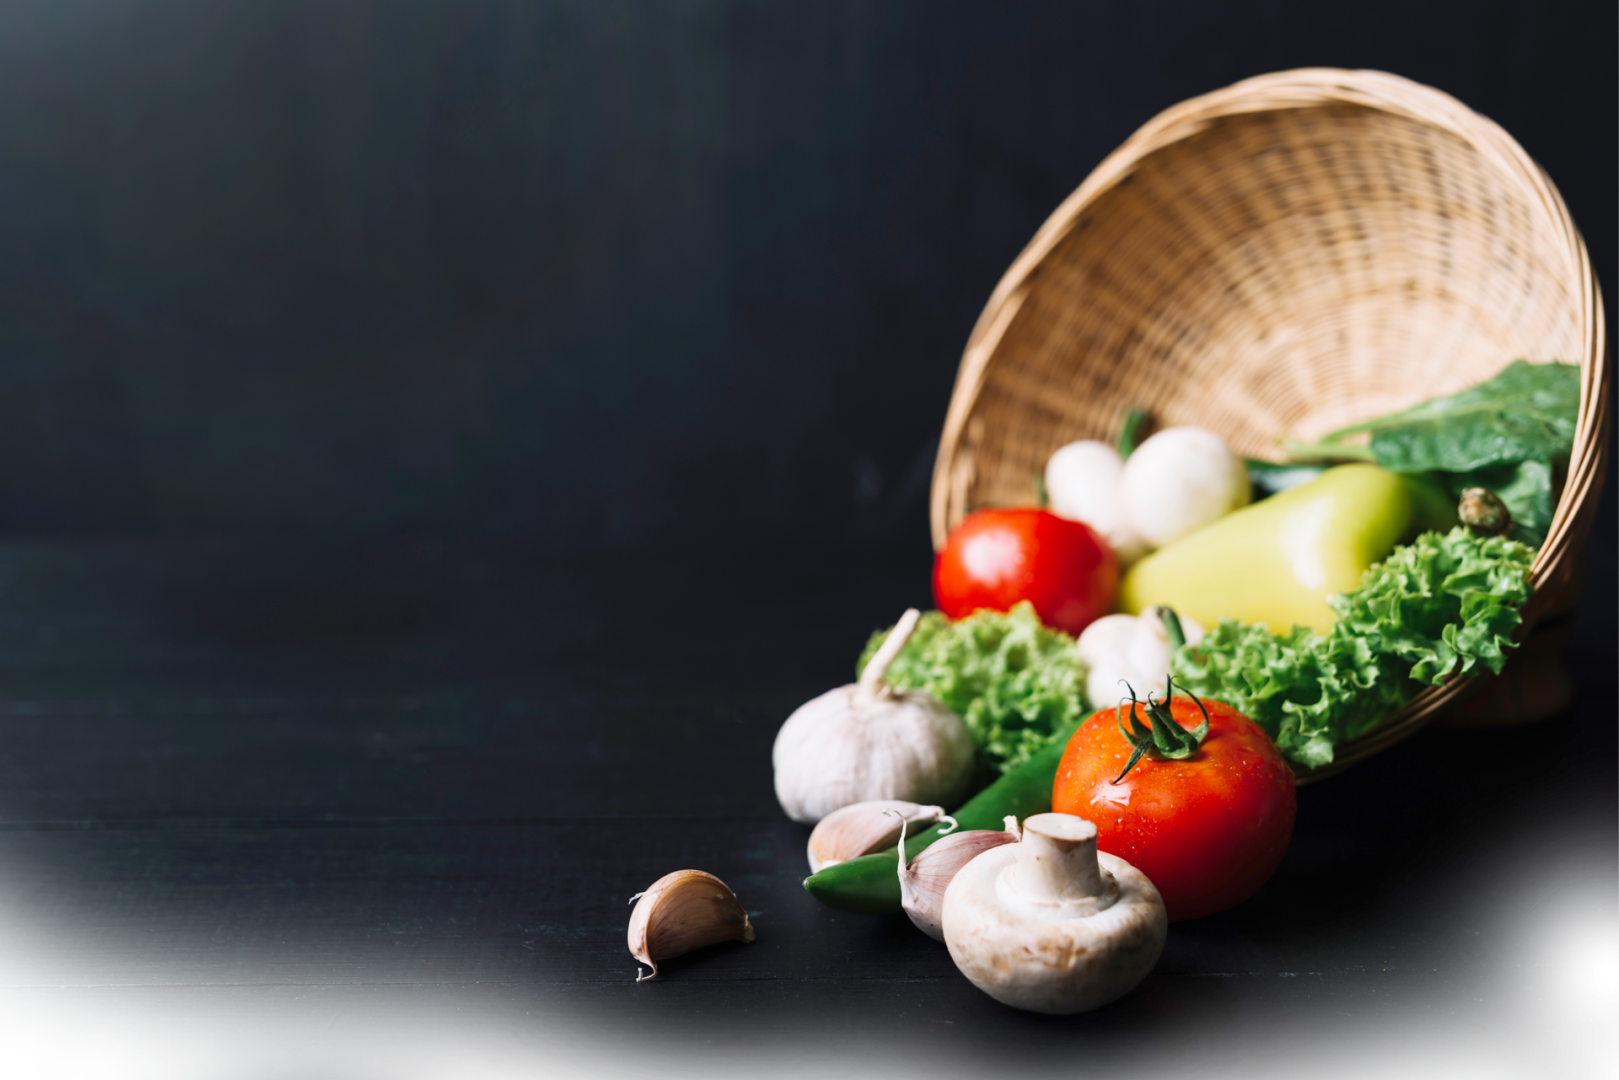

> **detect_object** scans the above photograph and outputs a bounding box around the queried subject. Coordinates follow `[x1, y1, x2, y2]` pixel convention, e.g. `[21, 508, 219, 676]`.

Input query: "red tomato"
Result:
[1052, 696, 1296, 921]
[933, 508, 1116, 636]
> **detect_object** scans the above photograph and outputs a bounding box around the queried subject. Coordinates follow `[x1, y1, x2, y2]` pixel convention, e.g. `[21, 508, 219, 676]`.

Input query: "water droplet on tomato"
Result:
[1091, 780, 1132, 808]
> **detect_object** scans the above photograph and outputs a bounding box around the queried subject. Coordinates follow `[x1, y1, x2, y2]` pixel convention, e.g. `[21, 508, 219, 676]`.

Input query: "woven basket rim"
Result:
[928, 67, 1610, 783]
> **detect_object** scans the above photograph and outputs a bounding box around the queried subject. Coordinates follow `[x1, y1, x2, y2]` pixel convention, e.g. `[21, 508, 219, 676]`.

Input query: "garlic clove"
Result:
[773, 609, 975, 824]
[807, 800, 946, 874]
[626, 870, 755, 981]
[897, 814, 1022, 941]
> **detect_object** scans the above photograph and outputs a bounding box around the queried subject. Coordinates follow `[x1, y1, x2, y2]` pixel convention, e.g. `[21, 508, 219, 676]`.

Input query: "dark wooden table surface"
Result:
[0, 527, 1612, 1079]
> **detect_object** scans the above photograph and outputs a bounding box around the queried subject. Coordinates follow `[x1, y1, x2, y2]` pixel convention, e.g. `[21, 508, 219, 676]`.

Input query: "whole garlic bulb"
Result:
[1076, 606, 1205, 710]
[773, 609, 975, 825]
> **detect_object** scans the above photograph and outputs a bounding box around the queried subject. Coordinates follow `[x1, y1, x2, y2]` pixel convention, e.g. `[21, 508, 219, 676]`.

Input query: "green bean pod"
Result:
[801, 724, 1080, 914]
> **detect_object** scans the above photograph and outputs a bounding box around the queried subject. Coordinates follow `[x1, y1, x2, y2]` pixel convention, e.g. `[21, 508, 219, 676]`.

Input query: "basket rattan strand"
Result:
[928, 68, 1609, 783]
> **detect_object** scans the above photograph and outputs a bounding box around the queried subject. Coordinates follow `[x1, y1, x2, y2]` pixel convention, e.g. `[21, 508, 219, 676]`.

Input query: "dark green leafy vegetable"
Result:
[1397, 471, 1465, 534]
[1285, 360, 1579, 547]
[1245, 458, 1329, 499]
[1451, 460, 1554, 544]
[1172, 527, 1534, 768]
[856, 602, 1088, 773]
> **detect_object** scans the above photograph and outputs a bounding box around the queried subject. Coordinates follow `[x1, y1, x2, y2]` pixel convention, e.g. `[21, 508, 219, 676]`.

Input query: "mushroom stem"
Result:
[1014, 813, 1107, 902]
[941, 811, 1166, 1013]
[858, 608, 922, 691]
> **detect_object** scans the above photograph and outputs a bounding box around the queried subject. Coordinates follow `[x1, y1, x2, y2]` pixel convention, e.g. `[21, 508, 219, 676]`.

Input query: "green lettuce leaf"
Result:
[856, 602, 1089, 773]
[1431, 459, 1554, 548]
[1329, 527, 1533, 684]
[1171, 527, 1533, 768]
[1292, 360, 1579, 548]
[1325, 360, 1578, 455]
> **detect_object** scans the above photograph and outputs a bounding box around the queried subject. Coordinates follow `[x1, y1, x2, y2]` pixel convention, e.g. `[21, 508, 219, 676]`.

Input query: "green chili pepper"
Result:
[801, 722, 1079, 915]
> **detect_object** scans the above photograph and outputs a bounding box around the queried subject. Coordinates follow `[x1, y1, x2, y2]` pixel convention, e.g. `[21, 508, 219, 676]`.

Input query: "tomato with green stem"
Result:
[1051, 613, 1296, 920]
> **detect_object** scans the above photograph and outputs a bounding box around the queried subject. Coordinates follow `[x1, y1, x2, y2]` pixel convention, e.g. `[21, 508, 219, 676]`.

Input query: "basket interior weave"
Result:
[938, 101, 1587, 533]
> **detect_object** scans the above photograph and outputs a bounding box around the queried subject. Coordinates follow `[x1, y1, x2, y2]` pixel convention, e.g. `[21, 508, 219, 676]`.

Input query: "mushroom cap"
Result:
[1044, 440, 1149, 565]
[941, 837, 1166, 1013]
[772, 683, 974, 824]
[1119, 426, 1250, 549]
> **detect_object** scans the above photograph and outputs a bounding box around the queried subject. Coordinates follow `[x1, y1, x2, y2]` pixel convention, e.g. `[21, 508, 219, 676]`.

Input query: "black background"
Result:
[0, 0, 1611, 554]
[0, 3, 1613, 1077]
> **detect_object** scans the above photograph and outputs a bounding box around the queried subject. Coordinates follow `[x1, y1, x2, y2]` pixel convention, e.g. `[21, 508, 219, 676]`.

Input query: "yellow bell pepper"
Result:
[1119, 464, 1413, 634]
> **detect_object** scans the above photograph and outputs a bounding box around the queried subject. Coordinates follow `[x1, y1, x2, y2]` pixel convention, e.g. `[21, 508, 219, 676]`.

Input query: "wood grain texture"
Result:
[0, 538, 1610, 1073]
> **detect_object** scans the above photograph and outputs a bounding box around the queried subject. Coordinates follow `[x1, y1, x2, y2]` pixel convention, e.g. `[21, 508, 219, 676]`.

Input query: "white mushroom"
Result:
[1043, 440, 1149, 565]
[1118, 426, 1250, 549]
[941, 812, 1166, 1013]
[1075, 606, 1205, 710]
[773, 609, 975, 824]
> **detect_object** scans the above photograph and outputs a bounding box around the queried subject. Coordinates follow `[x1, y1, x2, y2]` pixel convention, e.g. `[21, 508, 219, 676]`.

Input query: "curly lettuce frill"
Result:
[856, 602, 1089, 774]
[1171, 528, 1533, 768]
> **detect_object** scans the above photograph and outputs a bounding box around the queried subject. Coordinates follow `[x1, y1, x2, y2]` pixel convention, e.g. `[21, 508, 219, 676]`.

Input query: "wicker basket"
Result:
[928, 69, 1610, 782]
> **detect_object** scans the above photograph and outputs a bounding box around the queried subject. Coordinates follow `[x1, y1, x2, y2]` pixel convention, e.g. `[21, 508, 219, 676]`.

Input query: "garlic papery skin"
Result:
[772, 609, 975, 824]
[942, 813, 1166, 1013]
[1044, 440, 1149, 565]
[627, 870, 754, 982]
[1076, 607, 1205, 710]
[807, 800, 945, 874]
[1118, 426, 1250, 549]
[897, 814, 1021, 941]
